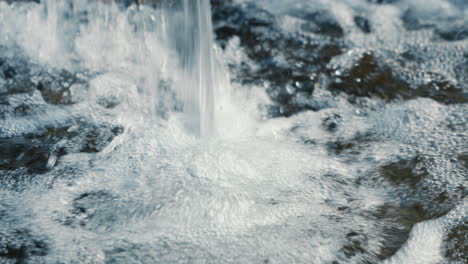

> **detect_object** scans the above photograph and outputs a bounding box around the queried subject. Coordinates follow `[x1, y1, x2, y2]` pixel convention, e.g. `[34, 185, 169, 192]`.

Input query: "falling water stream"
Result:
[0, 0, 466, 263]
[44, 0, 218, 137]
[179, 0, 216, 137]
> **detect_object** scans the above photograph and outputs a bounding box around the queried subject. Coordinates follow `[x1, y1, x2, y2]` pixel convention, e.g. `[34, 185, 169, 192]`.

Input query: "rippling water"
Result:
[0, 0, 466, 263]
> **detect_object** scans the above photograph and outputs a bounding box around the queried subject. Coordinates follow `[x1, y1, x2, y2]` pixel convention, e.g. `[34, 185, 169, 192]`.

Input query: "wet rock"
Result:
[104, 242, 158, 264]
[458, 153, 468, 169]
[72, 191, 117, 216]
[372, 204, 429, 259]
[0, 135, 58, 174]
[322, 113, 343, 132]
[0, 58, 36, 96]
[435, 23, 468, 41]
[69, 190, 124, 232]
[380, 157, 427, 186]
[360, 156, 467, 223]
[329, 52, 412, 100]
[318, 44, 344, 64]
[213, 3, 278, 52]
[210, 0, 231, 8]
[289, 10, 344, 38]
[0, 122, 123, 176]
[414, 80, 467, 104]
[0, 229, 49, 264]
[35, 70, 87, 105]
[326, 140, 357, 156]
[442, 221, 468, 263]
[213, 3, 346, 117]
[326, 133, 376, 158]
[328, 52, 467, 104]
[0, 58, 29, 81]
[401, 10, 435, 31]
[354, 16, 372, 34]
[331, 203, 428, 263]
[338, 232, 374, 263]
[77, 123, 124, 153]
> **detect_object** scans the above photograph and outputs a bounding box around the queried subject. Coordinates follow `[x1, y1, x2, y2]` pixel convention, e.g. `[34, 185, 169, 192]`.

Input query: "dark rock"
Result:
[354, 16, 372, 33]
[442, 221, 468, 263]
[287, 9, 344, 38]
[212, 3, 277, 51]
[380, 157, 427, 186]
[79, 123, 123, 153]
[69, 190, 123, 232]
[340, 235, 369, 258]
[0, 135, 55, 174]
[415, 80, 467, 104]
[2, 79, 36, 95]
[318, 44, 343, 64]
[0, 58, 36, 96]
[326, 140, 356, 155]
[210, 0, 231, 8]
[0, 229, 49, 264]
[329, 52, 413, 100]
[459, 153, 468, 169]
[0, 58, 28, 81]
[35, 70, 87, 105]
[332, 203, 427, 262]
[325, 132, 376, 158]
[435, 23, 468, 41]
[72, 190, 117, 216]
[359, 156, 467, 224]
[401, 10, 435, 31]
[322, 113, 343, 132]
[373, 204, 429, 259]
[213, 3, 346, 117]
[0, 122, 123, 177]
[328, 52, 467, 104]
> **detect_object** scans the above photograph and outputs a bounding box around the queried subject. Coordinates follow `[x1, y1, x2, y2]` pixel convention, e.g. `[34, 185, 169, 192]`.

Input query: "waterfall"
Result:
[180, 0, 216, 138]
[166, 0, 216, 137]
[41, 0, 218, 137]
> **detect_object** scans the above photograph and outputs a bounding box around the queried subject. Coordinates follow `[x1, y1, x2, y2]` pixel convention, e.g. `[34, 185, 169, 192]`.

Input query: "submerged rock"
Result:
[329, 52, 412, 100]
[435, 23, 468, 42]
[360, 155, 467, 219]
[354, 16, 372, 34]
[371, 204, 429, 259]
[328, 52, 467, 104]
[212, 2, 345, 117]
[322, 113, 343, 132]
[379, 157, 427, 186]
[70, 190, 120, 231]
[0, 57, 36, 96]
[400, 10, 435, 31]
[287, 9, 344, 38]
[0, 228, 49, 264]
[442, 221, 468, 263]
[0, 122, 123, 177]
[35, 71, 76, 105]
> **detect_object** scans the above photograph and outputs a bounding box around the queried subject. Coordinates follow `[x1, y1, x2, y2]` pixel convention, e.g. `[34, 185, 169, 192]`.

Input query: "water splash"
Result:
[0, 1, 466, 263]
[41, 0, 219, 137]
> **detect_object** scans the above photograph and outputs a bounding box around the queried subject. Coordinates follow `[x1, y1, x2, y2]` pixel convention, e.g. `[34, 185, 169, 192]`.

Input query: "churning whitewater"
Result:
[0, 0, 466, 263]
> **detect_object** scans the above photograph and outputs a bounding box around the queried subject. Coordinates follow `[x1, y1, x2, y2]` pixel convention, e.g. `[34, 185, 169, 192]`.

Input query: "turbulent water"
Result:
[0, 0, 467, 263]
